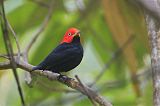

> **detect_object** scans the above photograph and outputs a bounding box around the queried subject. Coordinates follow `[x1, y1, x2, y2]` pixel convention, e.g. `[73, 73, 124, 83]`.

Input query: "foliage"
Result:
[0, 0, 151, 106]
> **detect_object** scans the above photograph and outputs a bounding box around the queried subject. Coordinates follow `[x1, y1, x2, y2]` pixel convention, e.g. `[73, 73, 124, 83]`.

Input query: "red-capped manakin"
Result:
[32, 28, 83, 73]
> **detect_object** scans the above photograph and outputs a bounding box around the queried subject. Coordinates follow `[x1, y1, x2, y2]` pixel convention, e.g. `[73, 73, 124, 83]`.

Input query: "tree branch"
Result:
[132, 0, 160, 105]
[0, 62, 11, 69]
[0, 55, 10, 59]
[145, 12, 160, 106]
[75, 75, 97, 106]
[0, 57, 112, 106]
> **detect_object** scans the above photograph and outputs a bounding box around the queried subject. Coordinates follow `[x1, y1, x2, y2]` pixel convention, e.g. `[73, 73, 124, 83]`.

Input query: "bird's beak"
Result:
[73, 30, 80, 37]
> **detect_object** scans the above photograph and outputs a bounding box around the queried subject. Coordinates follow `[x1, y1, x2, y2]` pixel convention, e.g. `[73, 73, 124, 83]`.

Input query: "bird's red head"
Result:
[61, 28, 80, 43]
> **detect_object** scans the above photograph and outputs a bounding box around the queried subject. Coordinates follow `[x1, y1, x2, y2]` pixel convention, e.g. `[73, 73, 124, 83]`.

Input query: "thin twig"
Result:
[75, 75, 97, 106]
[90, 35, 135, 87]
[0, 53, 23, 57]
[25, 2, 54, 55]
[0, 55, 10, 59]
[6, 19, 21, 60]
[0, 3, 25, 106]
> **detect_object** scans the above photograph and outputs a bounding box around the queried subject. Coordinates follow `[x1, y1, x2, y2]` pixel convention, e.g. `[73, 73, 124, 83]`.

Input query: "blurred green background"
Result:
[0, 0, 152, 106]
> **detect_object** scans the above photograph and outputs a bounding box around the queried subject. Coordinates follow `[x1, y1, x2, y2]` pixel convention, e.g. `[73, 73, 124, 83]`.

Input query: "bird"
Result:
[32, 28, 83, 74]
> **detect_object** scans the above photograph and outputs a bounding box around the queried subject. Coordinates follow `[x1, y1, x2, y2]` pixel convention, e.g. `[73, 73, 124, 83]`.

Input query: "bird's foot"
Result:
[58, 74, 73, 85]
[58, 74, 67, 81]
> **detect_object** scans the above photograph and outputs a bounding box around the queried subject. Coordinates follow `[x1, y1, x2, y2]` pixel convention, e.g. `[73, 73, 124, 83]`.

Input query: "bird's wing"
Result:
[38, 44, 76, 70]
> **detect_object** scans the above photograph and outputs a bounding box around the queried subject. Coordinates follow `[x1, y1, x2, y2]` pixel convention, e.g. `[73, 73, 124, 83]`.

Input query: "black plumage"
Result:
[32, 36, 83, 73]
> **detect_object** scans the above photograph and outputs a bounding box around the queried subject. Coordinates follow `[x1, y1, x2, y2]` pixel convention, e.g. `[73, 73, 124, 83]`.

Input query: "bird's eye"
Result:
[68, 33, 71, 36]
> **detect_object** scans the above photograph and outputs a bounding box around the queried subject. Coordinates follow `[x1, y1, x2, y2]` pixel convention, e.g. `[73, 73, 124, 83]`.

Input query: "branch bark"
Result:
[145, 7, 160, 106]
[130, 0, 160, 105]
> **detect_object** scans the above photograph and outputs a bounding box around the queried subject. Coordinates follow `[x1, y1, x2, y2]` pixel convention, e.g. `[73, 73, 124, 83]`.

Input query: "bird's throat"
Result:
[72, 36, 80, 43]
